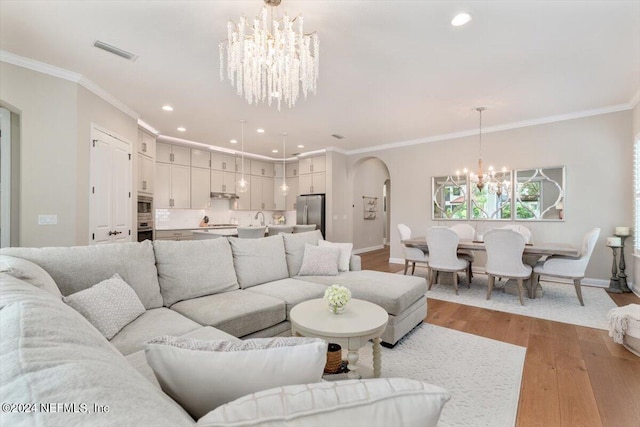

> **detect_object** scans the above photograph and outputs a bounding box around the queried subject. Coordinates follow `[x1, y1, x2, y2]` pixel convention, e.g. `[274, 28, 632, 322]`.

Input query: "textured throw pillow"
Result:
[145, 336, 328, 420]
[63, 273, 146, 339]
[318, 240, 353, 272]
[298, 244, 341, 276]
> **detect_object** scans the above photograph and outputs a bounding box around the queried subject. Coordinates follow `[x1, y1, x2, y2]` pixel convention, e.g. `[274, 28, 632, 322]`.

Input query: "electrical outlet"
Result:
[38, 215, 57, 225]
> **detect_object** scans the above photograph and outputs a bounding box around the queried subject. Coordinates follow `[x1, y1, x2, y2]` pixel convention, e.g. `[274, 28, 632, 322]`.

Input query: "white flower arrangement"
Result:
[324, 285, 352, 308]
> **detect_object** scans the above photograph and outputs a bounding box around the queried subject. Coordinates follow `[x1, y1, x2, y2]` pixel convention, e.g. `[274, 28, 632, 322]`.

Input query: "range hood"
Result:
[210, 192, 239, 200]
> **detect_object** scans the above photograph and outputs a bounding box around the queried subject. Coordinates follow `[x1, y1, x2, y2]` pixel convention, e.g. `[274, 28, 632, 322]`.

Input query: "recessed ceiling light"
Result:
[230, 139, 238, 144]
[451, 13, 472, 27]
[272, 149, 278, 153]
[177, 127, 186, 132]
[257, 128, 265, 133]
[162, 105, 173, 111]
[297, 144, 304, 148]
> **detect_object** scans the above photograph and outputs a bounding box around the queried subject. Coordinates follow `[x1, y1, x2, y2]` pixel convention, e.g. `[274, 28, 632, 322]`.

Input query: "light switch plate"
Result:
[38, 215, 57, 225]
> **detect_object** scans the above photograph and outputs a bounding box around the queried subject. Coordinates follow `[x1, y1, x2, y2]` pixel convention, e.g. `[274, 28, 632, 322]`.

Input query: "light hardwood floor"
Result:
[360, 246, 640, 427]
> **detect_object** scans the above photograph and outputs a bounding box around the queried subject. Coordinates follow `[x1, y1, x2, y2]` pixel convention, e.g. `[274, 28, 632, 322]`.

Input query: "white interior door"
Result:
[90, 126, 131, 245]
[0, 108, 11, 248]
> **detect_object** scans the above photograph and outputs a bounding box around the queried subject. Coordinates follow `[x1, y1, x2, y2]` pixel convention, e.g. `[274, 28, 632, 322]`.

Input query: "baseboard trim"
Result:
[353, 245, 384, 255]
[389, 257, 404, 264]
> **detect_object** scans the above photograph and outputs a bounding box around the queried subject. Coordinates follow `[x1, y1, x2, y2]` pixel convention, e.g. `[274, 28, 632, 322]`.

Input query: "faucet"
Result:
[254, 211, 265, 226]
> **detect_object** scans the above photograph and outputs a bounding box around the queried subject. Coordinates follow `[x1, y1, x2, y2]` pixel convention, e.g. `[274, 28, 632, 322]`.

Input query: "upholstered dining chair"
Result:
[499, 224, 532, 243]
[426, 227, 470, 295]
[267, 225, 294, 236]
[397, 224, 429, 276]
[484, 228, 532, 305]
[450, 223, 475, 279]
[531, 228, 601, 306]
[293, 225, 316, 233]
[237, 226, 266, 239]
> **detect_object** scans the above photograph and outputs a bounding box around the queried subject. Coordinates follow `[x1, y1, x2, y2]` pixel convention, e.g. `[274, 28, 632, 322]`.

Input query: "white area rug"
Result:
[403, 267, 616, 330]
[355, 324, 526, 427]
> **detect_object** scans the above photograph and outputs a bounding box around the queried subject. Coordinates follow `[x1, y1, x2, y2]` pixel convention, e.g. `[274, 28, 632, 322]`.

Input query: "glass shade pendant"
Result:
[237, 120, 249, 193]
[278, 133, 289, 196]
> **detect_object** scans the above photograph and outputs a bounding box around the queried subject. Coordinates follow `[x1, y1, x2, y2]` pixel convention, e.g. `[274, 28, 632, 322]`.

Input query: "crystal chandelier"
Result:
[219, 0, 319, 110]
[237, 120, 249, 193]
[278, 133, 289, 196]
[456, 107, 509, 196]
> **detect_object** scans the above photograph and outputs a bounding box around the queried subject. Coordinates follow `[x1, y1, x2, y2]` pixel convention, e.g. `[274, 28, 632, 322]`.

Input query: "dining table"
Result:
[401, 237, 580, 299]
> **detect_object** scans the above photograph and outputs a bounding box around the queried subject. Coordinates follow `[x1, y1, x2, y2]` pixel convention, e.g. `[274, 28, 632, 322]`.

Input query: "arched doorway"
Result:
[349, 157, 391, 253]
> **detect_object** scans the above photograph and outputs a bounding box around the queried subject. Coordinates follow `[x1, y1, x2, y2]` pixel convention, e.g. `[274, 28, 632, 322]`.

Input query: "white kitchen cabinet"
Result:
[286, 162, 299, 178]
[298, 171, 325, 195]
[274, 163, 284, 178]
[155, 230, 194, 241]
[251, 160, 274, 177]
[235, 158, 252, 175]
[233, 177, 251, 210]
[286, 178, 298, 210]
[155, 163, 190, 208]
[250, 176, 275, 210]
[157, 142, 191, 166]
[211, 170, 236, 193]
[137, 154, 154, 194]
[211, 153, 235, 172]
[191, 149, 211, 169]
[191, 167, 211, 209]
[137, 129, 156, 159]
[299, 155, 325, 175]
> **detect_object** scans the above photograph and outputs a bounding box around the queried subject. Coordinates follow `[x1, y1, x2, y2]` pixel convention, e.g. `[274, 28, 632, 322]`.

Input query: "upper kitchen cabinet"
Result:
[235, 157, 252, 175]
[137, 155, 154, 195]
[299, 155, 325, 175]
[191, 167, 211, 209]
[155, 163, 190, 208]
[137, 129, 156, 159]
[211, 152, 235, 172]
[211, 170, 236, 193]
[286, 161, 299, 178]
[156, 142, 191, 166]
[251, 160, 274, 177]
[191, 149, 211, 169]
[299, 172, 325, 195]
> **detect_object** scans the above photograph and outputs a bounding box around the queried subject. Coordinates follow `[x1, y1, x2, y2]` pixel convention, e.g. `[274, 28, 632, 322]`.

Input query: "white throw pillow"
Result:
[318, 240, 353, 272]
[145, 336, 328, 420]
[298, 244, 341, 276]
[63, 273, 145, 339]
[197, 378, 451, 427]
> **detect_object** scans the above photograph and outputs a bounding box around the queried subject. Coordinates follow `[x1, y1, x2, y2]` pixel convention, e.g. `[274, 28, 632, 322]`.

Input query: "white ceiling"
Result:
[1, 0, 639, 157]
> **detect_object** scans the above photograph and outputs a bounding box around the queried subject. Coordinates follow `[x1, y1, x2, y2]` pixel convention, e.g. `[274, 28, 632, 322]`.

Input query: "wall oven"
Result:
[137, 195, 153, 242]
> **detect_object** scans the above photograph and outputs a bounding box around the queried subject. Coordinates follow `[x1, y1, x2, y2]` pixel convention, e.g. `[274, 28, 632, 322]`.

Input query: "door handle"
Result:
[108, 231, 123, 236]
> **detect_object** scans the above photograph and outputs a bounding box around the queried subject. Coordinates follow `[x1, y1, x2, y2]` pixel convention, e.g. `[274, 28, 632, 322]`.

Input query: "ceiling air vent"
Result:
[93, 40, 138, 61]
[331, 134, 345, 139]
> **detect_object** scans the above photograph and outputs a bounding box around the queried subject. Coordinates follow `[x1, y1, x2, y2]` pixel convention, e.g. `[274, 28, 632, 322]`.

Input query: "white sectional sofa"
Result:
[0, 231, 448, 426]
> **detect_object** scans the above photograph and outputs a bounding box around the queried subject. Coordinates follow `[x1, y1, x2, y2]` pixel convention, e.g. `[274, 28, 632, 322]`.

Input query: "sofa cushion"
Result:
[110, 308, 201, 355]
[282, 230, 324, 276]
[245, 278, 328, 319]
[229, 236, 289, 288]
[0, 241, 163, 309]
[318, 240, 353, 272]
[0, 255, 62, 298]
[126, 326, 239, 389]
[0, 277, 194, 427]
[298, 244, 341, 276]
[154, 239, 239, 306]
[295, 270, 427, 316]
[196, 378, 450, 427]
[145, 336, 327, 419]
[63, 273, 146, 340]
[170, 290, 286, 338]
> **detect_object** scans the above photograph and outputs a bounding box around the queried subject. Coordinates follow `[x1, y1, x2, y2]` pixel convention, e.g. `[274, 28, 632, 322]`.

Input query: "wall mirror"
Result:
[432, 175, 468, 220]
[514, 167, 565, 221]
[469, 170, 512, 220]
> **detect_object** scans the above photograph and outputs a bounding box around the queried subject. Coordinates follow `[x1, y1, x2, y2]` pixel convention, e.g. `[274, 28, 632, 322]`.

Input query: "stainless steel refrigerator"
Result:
[296, 194, 325, 237]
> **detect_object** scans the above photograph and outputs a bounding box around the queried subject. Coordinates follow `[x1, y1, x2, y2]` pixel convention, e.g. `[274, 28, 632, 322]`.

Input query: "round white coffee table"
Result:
[290, 298, 388, 379]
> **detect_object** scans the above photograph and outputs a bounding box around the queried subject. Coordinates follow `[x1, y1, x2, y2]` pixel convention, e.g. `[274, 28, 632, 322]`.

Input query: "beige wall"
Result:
[10, 112, 20, 246]
[632, 102, 639, 291]
[351, 158, 389, 251]
[0, 62, 137, 247]
[325, 151, 352, 242]
[347, 111, 633, 282]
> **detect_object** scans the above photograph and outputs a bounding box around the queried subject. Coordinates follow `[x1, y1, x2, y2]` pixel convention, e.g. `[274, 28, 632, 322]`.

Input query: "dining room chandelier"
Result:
[219, 0, 319, 111]
[457, 107, 510, 196]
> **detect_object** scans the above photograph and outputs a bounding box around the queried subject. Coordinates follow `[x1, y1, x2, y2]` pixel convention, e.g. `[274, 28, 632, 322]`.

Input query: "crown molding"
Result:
[630, 89, 640, 109]
[1, 50, 139, 120]
[346, 102, 634, 155]
[138, 119, 159, 135]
